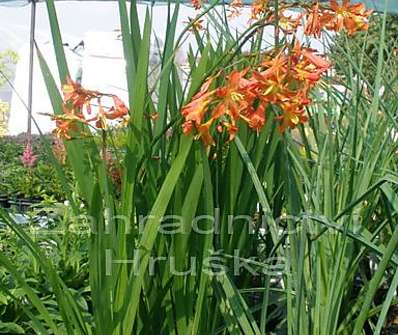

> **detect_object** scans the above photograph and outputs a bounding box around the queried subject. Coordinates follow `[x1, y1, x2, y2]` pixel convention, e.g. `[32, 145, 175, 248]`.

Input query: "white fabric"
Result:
[8, 44, 81, 135]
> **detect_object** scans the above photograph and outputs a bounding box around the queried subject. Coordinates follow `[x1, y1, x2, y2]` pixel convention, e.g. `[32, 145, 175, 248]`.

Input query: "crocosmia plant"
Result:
[51, 0, 372, 146]
[2, 1, 398, 335]
[181, 0, 372, 145]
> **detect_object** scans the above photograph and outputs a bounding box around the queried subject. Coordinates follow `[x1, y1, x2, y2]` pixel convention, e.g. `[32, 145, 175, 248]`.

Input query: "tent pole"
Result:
[27, 0, 36, 139]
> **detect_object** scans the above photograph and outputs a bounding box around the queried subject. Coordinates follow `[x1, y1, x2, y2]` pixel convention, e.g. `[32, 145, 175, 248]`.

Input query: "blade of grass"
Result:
[119, 136, 193, 334]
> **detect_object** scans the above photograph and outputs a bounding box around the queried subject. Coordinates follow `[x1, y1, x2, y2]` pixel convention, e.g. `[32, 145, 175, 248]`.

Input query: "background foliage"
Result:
[330, 13, 398, 87]
[0, 135, 69, 200]
[0, 49, 17, 88]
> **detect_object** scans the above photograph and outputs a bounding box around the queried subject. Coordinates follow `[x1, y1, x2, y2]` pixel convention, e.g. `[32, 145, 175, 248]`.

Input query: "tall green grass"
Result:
[0, 1, 398, 334]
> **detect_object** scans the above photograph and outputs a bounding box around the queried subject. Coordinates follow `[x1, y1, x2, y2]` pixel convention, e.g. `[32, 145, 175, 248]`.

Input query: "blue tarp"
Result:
[357, 0, 398, 13]
[0, 0, 397, 13]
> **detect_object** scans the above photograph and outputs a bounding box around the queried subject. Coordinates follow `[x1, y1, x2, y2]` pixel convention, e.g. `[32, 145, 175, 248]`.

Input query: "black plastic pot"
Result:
[0, 195, 10, 209]
[7, 199, 20, 211]
[7, 196, 41, 212]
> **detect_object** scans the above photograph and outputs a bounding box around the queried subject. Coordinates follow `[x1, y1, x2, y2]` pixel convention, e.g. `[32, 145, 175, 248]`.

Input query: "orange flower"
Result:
[52, 119, 79, 140]
[293, 64, 325, 83]
[52, 78, 130, 136]
[255, 74, 294, 105]
[182, 120, 194, 135]
[254, 54, 300, 105]
[176, 2, 373, 146]
[251, 0, 269, 20]
[277, 102, 308, 132]
[251, 42, 329, 133]
[90, 97, 129, 129]
[62, 77, 100, 112]
[228, 0, 243, 18]
[51, 107, 86, 139]
[260, 50, 288, 81]
[304, 2, 323, 37]
[303, 1, 372, 37]
[291, 45, 330, 84]
[181, 77, 215, 129]
[106, 96, 129, 120]
[212, 69, 250, 122]
[301, 49, 330, 70]
[324, 0, 373, 35]
[191, 0, 202, 10]
[289, 42, 329, 82]
[181, 31, 344, 145]
[244, 104, 267, 132]
[181, 70, 259, 145]
[224, 122, 239, 141]
[186, 17, 204, 31]
[277, 11, 301, 34]
[93, 104, 108, 129]
[197, 120, 215, 146]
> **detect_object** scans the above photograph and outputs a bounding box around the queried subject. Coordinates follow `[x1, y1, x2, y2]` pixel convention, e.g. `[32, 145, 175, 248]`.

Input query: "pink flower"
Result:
[21, 143, 38, 168]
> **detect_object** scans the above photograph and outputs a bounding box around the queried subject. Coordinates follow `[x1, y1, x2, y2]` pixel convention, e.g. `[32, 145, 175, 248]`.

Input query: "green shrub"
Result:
[0, 202, 90, 333]
[0, 135, 70, 200]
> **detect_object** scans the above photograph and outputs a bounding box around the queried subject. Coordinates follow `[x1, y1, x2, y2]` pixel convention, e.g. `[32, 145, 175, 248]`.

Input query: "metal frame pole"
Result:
[27, 0, 36, 138]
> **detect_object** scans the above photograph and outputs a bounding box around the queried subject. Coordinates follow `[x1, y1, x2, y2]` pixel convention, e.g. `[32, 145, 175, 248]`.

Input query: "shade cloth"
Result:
[0, 0, 397, 14]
